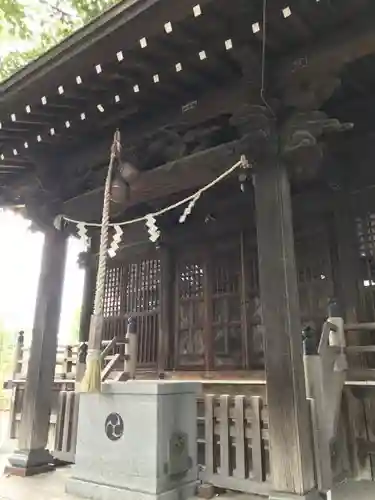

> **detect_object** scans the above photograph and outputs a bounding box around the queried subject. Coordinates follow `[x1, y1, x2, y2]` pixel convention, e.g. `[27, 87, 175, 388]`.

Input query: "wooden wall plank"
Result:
[234, 395, 246, 479]
[251, 396, 264, 482]
[204, 394, 215, 477]
[219, 395, 230, 477]
[61, 392, 73, 453]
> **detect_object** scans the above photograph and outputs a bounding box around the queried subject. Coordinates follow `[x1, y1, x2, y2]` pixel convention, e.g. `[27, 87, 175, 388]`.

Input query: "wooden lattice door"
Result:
[175, 248, 206, 368]
[295, 224, 335, 331]
[175, 237, 253, 370]
[103, 253, 161, 367]
[356, 213, 375, 321]
[211, 239, 244, 368]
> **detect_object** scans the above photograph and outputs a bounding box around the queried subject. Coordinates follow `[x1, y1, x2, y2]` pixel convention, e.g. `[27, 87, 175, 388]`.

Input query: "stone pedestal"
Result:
[66, 381, 201, 500]
[270, 490, 325, 500]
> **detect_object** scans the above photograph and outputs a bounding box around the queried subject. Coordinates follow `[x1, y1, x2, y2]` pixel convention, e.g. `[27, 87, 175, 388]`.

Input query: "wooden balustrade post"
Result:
[76, 342, 88, 383]
[12, 330, 24, 379]
[124, 317, 137, 379]
[6, 228, 68, 476]
[62, 345, 73, 379]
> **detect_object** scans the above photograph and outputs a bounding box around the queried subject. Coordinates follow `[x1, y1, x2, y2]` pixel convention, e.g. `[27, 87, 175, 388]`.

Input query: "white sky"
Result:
[0, 210, 84, 344]
[0, 5, 87, 342]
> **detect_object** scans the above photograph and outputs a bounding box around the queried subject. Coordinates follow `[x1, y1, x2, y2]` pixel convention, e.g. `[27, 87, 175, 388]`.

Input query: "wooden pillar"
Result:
[6, 228, 67, 476]
[253, 160, 317, 498]
[158, 245, 174, 373]
[78, 251, 96, 343]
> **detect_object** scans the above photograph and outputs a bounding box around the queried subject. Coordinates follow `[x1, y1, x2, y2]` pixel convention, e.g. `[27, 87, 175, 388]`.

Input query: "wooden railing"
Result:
[103, 314, 158, 367]
[54, 391, 80, 463]
[52, 392, 271, 496]
[6, 382, 271, 496]
[197, 394, 271, 496]
[8, 331, 79, 381]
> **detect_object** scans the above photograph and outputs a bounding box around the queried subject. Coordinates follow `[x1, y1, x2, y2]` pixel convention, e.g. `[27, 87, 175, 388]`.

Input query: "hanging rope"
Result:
[93, 129, 121, 316]
[79, 130, 121, 393]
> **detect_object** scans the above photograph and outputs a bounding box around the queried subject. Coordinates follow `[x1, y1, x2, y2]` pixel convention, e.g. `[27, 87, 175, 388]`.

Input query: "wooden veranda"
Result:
[4, 0, 375, 498]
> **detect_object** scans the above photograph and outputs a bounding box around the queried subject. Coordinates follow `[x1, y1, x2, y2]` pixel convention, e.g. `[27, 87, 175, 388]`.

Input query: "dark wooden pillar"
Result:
[253, 160, 316, 498]
[7, 228, 67, 476]
[77, 251, 96, 343]
[158, 245, 174, 373]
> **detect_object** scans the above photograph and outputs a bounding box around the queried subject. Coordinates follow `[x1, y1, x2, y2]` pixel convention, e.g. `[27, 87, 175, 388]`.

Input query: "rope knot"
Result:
[111, 129, 122, 160]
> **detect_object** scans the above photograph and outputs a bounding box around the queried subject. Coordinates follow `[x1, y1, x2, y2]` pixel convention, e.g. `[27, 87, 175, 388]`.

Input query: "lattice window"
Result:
[179, 263, 204, 299]
[356, 214, 375, 258]
[124, 259, 160, 313]
[103, 256, 161, 367]
[126, 258, 161, 366]
[103, 265, 125, 317]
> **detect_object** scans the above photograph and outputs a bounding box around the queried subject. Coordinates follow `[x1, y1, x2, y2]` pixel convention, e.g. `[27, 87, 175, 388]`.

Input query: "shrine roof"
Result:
[1, 0, 375, 216]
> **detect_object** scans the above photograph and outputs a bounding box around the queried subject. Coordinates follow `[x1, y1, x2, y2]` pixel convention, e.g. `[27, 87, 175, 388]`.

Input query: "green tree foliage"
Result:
[0, 0, 30, 39]
[0, 0, 119, 82]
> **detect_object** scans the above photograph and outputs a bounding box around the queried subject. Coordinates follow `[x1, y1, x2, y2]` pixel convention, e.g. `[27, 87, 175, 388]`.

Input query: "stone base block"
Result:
[67, 381, 201, 500]
[270, 490, 325, 500]
[5, 448, 55, 477]
[66, 476, 196, 500]
[4, 463, 55, 477]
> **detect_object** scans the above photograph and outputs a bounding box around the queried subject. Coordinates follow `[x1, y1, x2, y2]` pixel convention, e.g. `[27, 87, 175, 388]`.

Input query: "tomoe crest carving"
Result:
[105, 413, 124, 441]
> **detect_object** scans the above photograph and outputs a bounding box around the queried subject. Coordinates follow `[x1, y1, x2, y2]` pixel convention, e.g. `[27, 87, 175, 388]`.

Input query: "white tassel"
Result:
[179, 193, 201, 223]
[77, 222, 90, 247]
[145, 214, 160, 242]
[108, 225, 123, 258]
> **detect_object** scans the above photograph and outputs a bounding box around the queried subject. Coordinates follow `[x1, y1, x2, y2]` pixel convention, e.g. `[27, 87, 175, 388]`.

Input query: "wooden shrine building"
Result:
[4, 0, 375, 498]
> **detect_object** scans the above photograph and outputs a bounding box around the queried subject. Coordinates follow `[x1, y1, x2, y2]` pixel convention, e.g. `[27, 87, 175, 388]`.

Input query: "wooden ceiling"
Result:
[0, 0, 375, 211]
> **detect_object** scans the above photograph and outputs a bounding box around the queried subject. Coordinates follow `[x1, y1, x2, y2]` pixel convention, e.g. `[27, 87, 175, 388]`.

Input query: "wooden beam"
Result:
[62, 137, 248, 221]
[253, 159, 316, 495]
[59, 78, 246, 179]
[278, 12, 375, 85]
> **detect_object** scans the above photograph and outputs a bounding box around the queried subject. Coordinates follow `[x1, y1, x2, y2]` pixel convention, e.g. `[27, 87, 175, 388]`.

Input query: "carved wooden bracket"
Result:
[280, 110, 353, 180]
